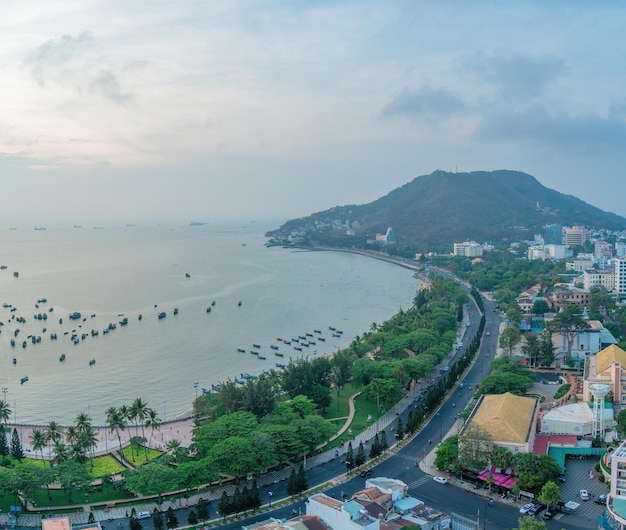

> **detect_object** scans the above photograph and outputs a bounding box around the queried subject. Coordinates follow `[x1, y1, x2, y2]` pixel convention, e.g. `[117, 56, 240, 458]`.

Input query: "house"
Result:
[583, 345, 626, 404]
[462, 392, 539, 454]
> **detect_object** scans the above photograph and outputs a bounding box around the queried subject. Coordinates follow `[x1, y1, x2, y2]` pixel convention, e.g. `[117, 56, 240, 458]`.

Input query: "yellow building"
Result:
[583, 344, 626, 404]
[463, 392, 539, 454]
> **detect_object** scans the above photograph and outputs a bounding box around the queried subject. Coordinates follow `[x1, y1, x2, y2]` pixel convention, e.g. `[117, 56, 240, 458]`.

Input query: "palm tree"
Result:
[119, 404, 131, 445]
[75, 412, 92, 433]
[52, 442, 68, 465]
[30, 428, 46, 463]
[65, 425, 80, 445]
[105, 406, 126, 452]
[44, 421, 63, 465]
[144, 408, 161, 452]
[165, 439, 181, 462]
[0, 401, 11, 426]
[79, 424, 99, 469]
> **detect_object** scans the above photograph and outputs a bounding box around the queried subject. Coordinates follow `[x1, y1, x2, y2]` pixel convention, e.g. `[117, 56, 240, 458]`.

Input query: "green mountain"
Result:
[266, 170, 626, 249]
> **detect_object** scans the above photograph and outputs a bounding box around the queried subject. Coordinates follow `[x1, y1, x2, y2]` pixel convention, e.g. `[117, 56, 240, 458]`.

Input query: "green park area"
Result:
[0, 273, 490, 519]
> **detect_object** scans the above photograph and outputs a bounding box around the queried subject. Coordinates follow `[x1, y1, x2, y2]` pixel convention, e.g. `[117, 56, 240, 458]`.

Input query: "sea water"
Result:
[0, 222, 420, 425]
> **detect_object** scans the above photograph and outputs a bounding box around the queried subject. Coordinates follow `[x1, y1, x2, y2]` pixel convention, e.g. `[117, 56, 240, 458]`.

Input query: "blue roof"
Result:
[394, 497, 422, 512]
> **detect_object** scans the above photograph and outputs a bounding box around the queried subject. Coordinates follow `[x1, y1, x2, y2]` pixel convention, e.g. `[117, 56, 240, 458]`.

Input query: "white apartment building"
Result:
[528, 245, 546, 261]
[545, 244, 568, 260]
[566, 256, 594, 273]
[583, 268, 615, 291]
[453, 241, 483, 257]
[616, 258, 626, 301]
[616, 241, 626, 258]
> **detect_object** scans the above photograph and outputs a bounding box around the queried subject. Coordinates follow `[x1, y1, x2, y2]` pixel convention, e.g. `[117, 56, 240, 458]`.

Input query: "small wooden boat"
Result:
[59, 354, 66, 362]
[20, 375, 28, 384]
[89, 359, 96, 366]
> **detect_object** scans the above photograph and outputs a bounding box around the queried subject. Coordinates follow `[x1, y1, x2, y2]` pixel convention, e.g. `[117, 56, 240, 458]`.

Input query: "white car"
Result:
[433, 476, 448, 484]
[136, 512, 151, 520]
[519, 503, 535, 515]
[580, 489, 590, 501]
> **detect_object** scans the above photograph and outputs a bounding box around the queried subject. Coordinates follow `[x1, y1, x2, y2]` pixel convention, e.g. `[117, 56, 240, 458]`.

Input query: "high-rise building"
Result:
[544, 224, 563, 245]
[564, 226, 587, 247]
[616, 258, 626, 301]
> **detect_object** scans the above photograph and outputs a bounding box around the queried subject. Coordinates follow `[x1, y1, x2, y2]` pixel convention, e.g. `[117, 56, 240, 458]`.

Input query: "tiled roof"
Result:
[470, 392, 537, 444]
[595, 344, 626, 373]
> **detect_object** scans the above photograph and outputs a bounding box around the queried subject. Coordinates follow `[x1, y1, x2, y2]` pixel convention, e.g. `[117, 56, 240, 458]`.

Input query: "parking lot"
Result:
[558, 455, 609, 522]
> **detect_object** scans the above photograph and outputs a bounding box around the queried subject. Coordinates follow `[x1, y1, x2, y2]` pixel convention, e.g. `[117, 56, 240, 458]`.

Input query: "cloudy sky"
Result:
[1, 1, 625, 225]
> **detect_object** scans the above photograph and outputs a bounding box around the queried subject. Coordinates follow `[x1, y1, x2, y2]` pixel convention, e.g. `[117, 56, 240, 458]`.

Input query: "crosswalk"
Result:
[407, 475, 432, 490]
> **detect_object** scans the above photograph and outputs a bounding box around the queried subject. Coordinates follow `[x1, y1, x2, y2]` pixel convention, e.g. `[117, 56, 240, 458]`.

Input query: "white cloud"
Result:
[0, 0, 625, 222]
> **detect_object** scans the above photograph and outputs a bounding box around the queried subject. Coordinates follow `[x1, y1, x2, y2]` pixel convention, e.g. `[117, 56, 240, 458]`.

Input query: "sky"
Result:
[1, 1, 625, 225]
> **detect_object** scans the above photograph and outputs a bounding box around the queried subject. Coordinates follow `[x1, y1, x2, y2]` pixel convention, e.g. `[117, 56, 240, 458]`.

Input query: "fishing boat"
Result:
[158, 312, 166, 319]
[237, 348, 246, 353]
[318, 337, 326, 342]
[138, 314, 143, 320]
[253, 343, 261, 348]
[173, 308, 179, 315]
[12, 358, 16, 364]
[235, 379, 245, 385]
[89, 359, 96, 366]
[250, 350, 259, 356]
[333, 333, 341, 338]
[206, 307, 211, 313]
[238, 301, 242, 306]
[329, 326, 336, 331]
[294, 346, 303, 351]
[202, 387, 210, 394]
[212, 384, 221, 392]
[258, 355, 267, 360]
[20, 375, 29, 384]
[185, 273, 191, 278]
[314, 329, 322, 334]
[275, 352, 284, 357]
[283, 340, 291, 345]
[59, 354, 66, 362]
[275, 363, 286, 369]
[270, 345, 279, 350]
[306, 332, 313, 337]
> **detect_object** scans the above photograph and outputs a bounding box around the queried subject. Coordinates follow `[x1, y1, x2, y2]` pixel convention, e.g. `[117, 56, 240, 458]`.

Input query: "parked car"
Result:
[359, 469, 373, 478]
[433, 476, 448, 484]
[136, 512, 151, 520]
[519, 503, 535, 515]
[595, 494, 608, 505]
[580, 489, 590, 501]
[542, 510, 557, 520]
[528, 503, 545, 516]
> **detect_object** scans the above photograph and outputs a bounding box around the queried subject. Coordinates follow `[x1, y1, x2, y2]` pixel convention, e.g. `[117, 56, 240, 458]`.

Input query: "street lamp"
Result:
[194, 382, 199, 401]
[1, 387, 7, 403]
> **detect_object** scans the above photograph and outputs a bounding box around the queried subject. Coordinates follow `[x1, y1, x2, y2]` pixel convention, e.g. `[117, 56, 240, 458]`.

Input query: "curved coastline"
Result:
[5, 246, 427, 457]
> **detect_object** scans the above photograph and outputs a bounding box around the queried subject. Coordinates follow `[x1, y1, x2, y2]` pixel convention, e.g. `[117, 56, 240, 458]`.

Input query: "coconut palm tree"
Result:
[144, 408, 161, 452]
[0, 401, 11, 426]
[75, 412, 92, 433]
[44, 421, 63, 465]
[105, 406, 126, 452]
[79, 424, 99, 469]
[119, 404, 131, 445]
[52, 441, 68, 465]
[30, 428, 46, 463]
[165, 439, 181, 462]
[65, 425, 80, 446]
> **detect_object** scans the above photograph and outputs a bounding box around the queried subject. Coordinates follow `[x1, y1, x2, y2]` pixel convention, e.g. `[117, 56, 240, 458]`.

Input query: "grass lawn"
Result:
[30, 485, 132, 510]
[120, 446, 164, 466]
[88, 455, 127, 478]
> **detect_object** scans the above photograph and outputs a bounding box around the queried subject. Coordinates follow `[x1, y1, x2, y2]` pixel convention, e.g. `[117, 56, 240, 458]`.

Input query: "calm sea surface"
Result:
[0, 222, 419, 425]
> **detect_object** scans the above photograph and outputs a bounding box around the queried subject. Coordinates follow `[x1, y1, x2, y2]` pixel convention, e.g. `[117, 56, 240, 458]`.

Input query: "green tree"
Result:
[531, 299, 550, 315]
[396, 418, 404, 440]
[250, 478, 262, 510]
[0, 428, 9, 458]
[10, 428, 24, 461]
[165, 506, 178, 529]
[218, 491, 231, 518]
[123, 463, 180, 496]
[129, 516, 142, 530]
[370, 433, 380, 459]
[380, 431, 388, 452]
[187, 510, 198, 525]
[286, 466, 298, 497]
[54, 460, 92, 503]
[515, 516, 547, 530]
[0, 401, 11, 426]
[196, 497, 209, 521]
[434, 435, 461, 474]
[105, 406, 126, 452]
[152, 509, 164, 530]
[346, 441, 355, 471]
[297, 462, 308, 493]
[616, 409, 626, 438]
[506, 304, 522, 324]
[44, 420, 63, 464]
[545, 304, 591, 361]
[537, 481, 560, 511]
[459, 424, 492, 470]
[355, 441, 366, 467]
[499, 325, 521, 355]
[30, 428, 47, 463]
